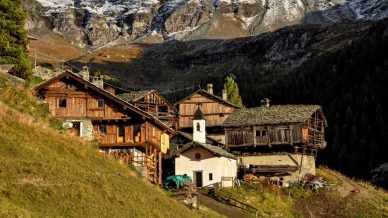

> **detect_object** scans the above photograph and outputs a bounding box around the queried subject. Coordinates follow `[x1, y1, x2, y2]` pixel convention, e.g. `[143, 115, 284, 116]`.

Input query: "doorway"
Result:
[69, 122, 81, 136]
[193, 171, 203, 187]
[117, 125, 125, 143]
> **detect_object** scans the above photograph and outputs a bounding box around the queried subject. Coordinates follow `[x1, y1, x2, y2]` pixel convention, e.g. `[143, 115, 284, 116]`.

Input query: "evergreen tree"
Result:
[224, 74, 243, 107]
[0, 0, 31, 80]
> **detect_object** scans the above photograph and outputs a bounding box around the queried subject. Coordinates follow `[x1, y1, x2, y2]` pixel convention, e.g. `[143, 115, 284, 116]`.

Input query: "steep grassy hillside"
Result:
[0, 74, 221, 217]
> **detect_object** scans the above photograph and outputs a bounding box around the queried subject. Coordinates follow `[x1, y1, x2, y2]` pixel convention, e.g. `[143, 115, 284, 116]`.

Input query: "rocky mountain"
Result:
[25, 0, 388, 47]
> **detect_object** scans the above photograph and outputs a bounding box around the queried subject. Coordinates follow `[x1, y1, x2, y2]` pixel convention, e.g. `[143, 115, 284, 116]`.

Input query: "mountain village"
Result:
[32, 66, 327, 192]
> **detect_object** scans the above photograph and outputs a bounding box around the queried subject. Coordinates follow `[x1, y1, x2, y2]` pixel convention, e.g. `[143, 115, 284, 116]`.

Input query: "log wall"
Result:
[42, 80, 126, 119]
[178, 93, 236, 128]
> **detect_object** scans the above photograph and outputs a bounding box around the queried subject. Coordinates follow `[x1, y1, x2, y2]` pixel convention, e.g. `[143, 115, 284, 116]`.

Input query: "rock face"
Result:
[27, 0, 388, 47]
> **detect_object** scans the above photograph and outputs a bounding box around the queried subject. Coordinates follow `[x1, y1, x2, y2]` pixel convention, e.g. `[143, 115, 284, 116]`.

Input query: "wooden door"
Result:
[117, 125, 125, 143]
[193, 171, 203, 187]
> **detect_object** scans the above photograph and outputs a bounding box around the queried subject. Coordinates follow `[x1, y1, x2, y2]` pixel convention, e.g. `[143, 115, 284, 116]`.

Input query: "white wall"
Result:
[193, 120, 206, 144]
[175, 147, 237, 187]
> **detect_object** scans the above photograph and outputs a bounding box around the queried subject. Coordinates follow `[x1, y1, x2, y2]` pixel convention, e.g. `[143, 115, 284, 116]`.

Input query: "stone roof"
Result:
[117, 90, 154, 102]
[223, 105, 322, 127]
[176, 131, 222, 146]
[177, 141, 235, 159]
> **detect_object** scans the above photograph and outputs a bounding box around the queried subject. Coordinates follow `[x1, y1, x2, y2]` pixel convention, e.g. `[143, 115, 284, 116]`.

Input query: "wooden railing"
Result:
[198, 182, 258, 215]
[227, 127, 305, 147]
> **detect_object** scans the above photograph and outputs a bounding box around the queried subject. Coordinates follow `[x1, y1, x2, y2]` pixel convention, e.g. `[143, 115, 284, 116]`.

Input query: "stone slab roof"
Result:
[176, 141, 235, 159]
[223, 105, 322, 127]
[118, 90, 154, 102]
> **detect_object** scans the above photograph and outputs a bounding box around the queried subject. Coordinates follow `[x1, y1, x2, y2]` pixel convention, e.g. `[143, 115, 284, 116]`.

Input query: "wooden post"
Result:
[253, 126, 257, 147]
[154, 148, 157, 184]
[159, 152, 163, 186]
[267, 126, 271, 147]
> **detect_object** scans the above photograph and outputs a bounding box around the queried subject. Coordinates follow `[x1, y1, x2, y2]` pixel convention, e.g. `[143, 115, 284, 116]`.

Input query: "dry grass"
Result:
[76, 44, 145, 64]
[28, 34, 85, 65]
[215, 167, 388, 218]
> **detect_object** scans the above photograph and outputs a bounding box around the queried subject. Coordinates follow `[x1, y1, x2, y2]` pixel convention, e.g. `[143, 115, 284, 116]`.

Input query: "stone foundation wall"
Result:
[240, 153, 316, 187]
[63, 119, 94, 140]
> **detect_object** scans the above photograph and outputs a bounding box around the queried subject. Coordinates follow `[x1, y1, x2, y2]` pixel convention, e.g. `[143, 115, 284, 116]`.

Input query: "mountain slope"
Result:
[0, 74, 218, 217]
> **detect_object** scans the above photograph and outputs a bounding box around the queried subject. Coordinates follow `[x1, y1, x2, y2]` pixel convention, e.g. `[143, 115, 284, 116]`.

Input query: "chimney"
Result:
[81, 66, 89, 81]
[207, 83, 213, 95]
[193, 108, 206, 144]
[222, 89, 227, 101]
[260, 98, 270, 108]
[92, 74, 104, 89]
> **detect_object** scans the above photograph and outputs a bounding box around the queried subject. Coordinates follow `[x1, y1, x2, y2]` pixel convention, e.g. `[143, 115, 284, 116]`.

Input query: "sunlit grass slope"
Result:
[0, 74, 218, 217]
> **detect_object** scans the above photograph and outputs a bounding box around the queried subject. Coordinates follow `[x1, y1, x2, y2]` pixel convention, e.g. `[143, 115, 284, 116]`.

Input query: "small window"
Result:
[118, 125, 125, 137]
[158, 106, 168, 113]
[98, 99, 104, 108]
[209, 173, 213, 181]
[256, 130, 267, 137]
[58, 98, 67, 108]
[99, 125, 107, 135]
[195, 153, 201, 160]
[196, 123, 201, 132]
[219, 114, 225, 117]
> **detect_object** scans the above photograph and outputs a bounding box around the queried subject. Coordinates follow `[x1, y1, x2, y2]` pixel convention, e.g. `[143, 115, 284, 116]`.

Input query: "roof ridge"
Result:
[174, 88, 241, 108]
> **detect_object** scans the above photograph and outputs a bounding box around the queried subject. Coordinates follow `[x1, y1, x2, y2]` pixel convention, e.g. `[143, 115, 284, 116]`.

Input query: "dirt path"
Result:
[198, 193, 249, 218]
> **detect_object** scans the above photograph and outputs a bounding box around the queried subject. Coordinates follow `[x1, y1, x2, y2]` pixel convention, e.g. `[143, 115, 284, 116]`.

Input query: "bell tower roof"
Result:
[193, 107, 205, 120]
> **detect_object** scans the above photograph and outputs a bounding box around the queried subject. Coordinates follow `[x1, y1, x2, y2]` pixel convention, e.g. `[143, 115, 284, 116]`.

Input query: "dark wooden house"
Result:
[175, 84, 240, 144]
[223, 102, 327, 153]
[223, 100, 327, 186]
[33, 70, 175, 185]
[118, 90, 177, 129]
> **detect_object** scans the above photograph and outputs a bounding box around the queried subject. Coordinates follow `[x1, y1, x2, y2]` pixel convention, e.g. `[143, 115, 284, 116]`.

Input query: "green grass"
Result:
[0, 74, 220, 217]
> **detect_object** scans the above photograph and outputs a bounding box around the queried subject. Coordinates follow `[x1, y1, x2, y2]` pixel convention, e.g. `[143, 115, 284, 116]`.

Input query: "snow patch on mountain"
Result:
[31, 0, 388, 47]
[348, 0, 388, 20]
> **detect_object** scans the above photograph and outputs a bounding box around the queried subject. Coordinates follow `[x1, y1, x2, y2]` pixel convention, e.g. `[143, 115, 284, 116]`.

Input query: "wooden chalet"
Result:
[33, 70, 175, 185]
[118, 90, 177, 129]
[223, 99, 327, 154]
[175, 84, 240, 144]
[223, 99, 327, 186]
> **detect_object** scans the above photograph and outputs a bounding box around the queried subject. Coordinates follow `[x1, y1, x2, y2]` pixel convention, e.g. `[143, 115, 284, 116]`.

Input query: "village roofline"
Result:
[118, 89, 176, 109]
[33, 70, 175, 134]
[103, 82, 133, 93]
[174, 89, 241, 109]
[173, 141, 236, 159]
[119, 90, 155, 102]
[223, 104, 328, 128]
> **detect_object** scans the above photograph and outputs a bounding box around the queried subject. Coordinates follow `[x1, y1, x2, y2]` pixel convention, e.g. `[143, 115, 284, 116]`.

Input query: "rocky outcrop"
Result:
[372, 163, 388, 189]
[27, 0, 388, 47]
